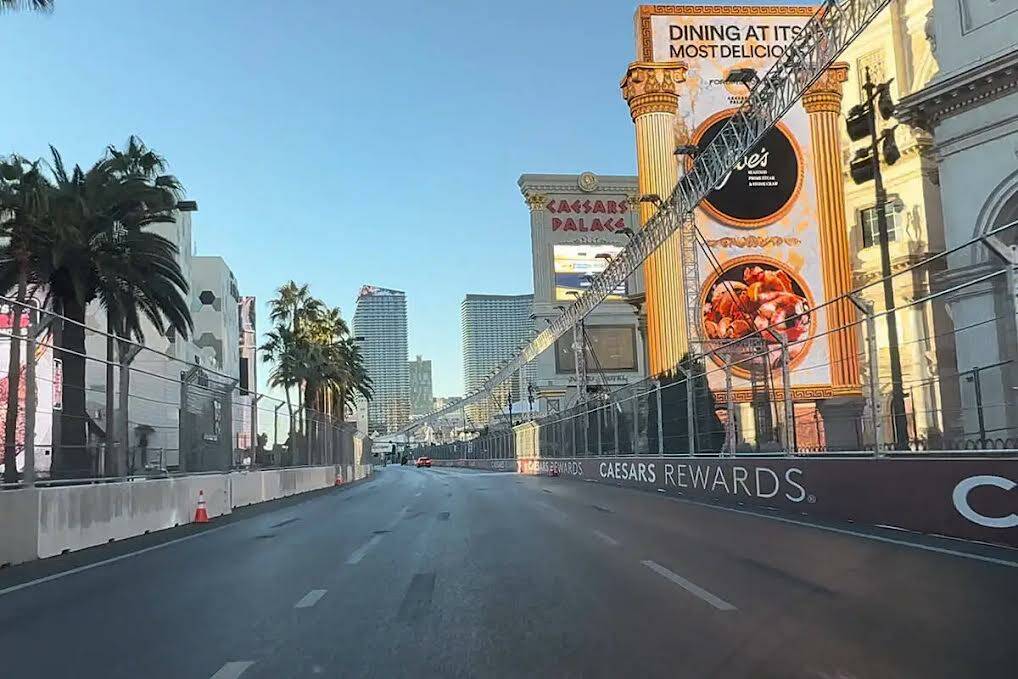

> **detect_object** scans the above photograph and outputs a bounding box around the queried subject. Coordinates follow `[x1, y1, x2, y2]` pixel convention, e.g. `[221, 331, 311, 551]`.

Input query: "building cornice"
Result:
[897, 50, 1018, 131]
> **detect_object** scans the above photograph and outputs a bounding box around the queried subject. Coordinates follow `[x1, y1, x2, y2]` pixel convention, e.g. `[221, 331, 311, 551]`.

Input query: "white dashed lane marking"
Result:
[295, 589, 327, 608]
[346, 535, 383, 565]
[642, 560, 737, 611]
[210, 661, 255, 679]
[593, 530, 620, 547]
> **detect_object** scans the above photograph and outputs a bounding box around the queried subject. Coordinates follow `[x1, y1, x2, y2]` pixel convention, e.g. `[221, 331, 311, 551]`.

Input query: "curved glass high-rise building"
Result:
[353, 285, 409, 434]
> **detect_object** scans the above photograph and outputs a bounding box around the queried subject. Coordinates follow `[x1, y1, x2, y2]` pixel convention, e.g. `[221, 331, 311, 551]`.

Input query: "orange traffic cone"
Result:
[334, 474, 343, 486]
[194, 490, 209, 523]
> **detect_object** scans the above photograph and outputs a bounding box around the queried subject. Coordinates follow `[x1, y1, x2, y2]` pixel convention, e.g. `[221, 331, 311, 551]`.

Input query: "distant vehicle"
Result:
[415, 456, 432, 468]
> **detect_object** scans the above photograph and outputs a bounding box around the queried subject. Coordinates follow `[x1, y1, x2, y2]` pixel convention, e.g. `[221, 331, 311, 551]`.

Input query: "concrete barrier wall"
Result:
[0, 488, 40, 567]
[432, 455, 1018, 548]
[1, 463, 373, 567]
[36, 475, 232, 559]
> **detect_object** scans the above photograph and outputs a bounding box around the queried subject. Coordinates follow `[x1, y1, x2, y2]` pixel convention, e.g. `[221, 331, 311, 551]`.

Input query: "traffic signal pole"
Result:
[863, 72, 909, 451]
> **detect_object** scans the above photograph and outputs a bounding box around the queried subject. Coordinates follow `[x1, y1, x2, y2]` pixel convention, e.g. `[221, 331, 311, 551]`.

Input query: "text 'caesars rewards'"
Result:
[667, 23, 802, 59]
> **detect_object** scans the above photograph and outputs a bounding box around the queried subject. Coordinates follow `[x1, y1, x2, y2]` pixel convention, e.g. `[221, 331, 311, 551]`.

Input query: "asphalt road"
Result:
[1, 465, 1016, 678]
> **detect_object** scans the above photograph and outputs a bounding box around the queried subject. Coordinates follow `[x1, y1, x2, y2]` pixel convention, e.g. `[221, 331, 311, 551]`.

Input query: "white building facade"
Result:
[518, 172, 646, 416]
[898, 0, 1018, 445]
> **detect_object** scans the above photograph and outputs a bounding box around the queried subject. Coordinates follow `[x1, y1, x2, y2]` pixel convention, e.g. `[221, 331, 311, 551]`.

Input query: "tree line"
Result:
[0, 138, 191, 481]
[0, 137, 372, 481]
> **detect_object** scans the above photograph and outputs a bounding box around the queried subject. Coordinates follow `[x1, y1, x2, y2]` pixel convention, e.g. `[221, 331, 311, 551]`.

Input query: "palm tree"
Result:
[0, 138, 189, 476]
[96, 228, 192, 475]
[268, 281, 321, 433]
[261, 287, 372, 464]
[0, 1, 53, 12]
[95, 138, 190, 475]
[261, 325, 298, 447]
[0, 155, 52, 483]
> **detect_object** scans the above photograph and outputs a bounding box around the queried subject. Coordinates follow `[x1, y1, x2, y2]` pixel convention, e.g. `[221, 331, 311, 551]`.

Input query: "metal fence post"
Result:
[724, 360, 735, 455]
[777, 335, 794, 455]
[655, 380, 664, 455]
[679, 367, 695, 455]
[851, 294, 883, 456]
[971, 366, 986, 445]
[613, 402, 620, 454]
[23, 321, 38, 487]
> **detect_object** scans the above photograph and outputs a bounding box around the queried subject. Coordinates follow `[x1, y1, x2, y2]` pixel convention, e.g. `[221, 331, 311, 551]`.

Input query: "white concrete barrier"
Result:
[0, 488, 40, 567]
[36, 475, 231, 559]
[0, 464, 371, 567]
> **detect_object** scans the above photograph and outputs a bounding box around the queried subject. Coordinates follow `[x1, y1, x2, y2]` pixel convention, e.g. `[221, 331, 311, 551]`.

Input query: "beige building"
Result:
[837, 0, 958, 447]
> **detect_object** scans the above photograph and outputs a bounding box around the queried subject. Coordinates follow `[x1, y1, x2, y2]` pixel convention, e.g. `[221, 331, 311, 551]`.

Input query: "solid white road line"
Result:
[346, 535, 384, 565]
[210, 661, 255, 679]
[592, 530, 620, 547]
[662, 496, 1018, 569]
[295, 589, 327, 608]
[0, 523, 235, 598]
[642, 560, 737, 611]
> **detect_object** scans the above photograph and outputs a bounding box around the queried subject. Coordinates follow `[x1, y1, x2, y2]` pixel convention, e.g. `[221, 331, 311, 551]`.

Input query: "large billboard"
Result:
[642, 5, 834, 399]
[553, 244, 627, 301]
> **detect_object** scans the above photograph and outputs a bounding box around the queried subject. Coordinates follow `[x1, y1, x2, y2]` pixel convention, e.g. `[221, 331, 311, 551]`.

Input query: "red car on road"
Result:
[415, 456, 432, 468]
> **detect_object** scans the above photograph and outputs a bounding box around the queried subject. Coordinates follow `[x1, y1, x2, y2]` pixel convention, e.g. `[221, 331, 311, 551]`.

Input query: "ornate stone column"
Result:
[621, 61, 689, 376]
[803, 63, 861, 391]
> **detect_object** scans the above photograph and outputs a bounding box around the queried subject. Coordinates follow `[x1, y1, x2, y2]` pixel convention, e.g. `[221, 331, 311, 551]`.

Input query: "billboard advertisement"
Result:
[642, 5, 834, 398]
[553, 244, 627, 301]
[0, 300, 55, 475]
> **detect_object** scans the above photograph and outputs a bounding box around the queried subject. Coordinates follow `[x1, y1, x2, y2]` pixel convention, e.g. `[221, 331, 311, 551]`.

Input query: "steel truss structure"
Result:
[398, 0, 891, 434]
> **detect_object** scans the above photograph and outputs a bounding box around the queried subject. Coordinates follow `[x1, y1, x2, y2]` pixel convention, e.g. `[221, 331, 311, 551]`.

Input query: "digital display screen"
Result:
[553, 244, 627, 301]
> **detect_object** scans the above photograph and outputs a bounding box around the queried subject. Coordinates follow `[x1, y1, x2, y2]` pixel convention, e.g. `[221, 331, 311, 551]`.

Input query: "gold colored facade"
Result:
[620, 61, 690, 375]
[803, 63, 862, 390]
[838, 0, 955, 443]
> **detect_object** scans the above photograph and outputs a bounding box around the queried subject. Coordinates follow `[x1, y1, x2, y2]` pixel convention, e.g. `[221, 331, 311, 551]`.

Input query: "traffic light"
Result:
[877, 83, 896, 120]
[850, 148, 875, 185]
[882, 127, 901, 166]
[846, 104, 872, 141]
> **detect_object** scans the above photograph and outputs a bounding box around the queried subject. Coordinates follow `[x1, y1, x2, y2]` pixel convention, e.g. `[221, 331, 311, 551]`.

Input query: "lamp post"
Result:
[846, 67, 908, 451]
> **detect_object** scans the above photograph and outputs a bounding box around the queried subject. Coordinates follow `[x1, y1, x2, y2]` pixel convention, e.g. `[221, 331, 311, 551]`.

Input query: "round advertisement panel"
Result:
[699, 256, 815, 377]
[690, 109, 803, 228]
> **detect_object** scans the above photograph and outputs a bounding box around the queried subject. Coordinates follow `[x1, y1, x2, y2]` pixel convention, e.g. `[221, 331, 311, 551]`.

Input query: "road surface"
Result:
[1, 465, 1016, 678]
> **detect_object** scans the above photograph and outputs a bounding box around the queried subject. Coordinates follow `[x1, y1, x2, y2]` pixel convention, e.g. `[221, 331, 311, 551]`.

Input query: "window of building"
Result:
[860, 202, 901, 248]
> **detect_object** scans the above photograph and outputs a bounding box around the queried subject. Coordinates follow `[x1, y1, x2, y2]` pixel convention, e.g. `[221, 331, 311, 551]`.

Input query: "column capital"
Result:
[523, 192, 548, 212]
[802, 62, 849, 114]
[620, 61, 687, 121]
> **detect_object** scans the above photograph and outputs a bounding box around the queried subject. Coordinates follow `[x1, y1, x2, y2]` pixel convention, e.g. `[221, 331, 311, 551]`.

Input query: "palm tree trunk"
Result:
[105, 316, 117, 477]
[56, 296, 89, 478]
[284, 387, 293, 462]
[117, 340, 134, 475]
[2, 268, 28, 484]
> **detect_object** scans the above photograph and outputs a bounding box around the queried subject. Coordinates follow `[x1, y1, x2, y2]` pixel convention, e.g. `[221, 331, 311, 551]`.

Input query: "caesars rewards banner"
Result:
[642, 5, 835, 399]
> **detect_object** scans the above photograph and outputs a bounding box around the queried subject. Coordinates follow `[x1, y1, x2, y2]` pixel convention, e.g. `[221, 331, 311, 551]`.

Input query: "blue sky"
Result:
[1, 0, 810, 396]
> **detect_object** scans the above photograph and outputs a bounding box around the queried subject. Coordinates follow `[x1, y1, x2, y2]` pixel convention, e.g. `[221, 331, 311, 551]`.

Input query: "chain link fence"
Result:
[427, 220, 1018, 461]
[0, 301, 372, 485]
